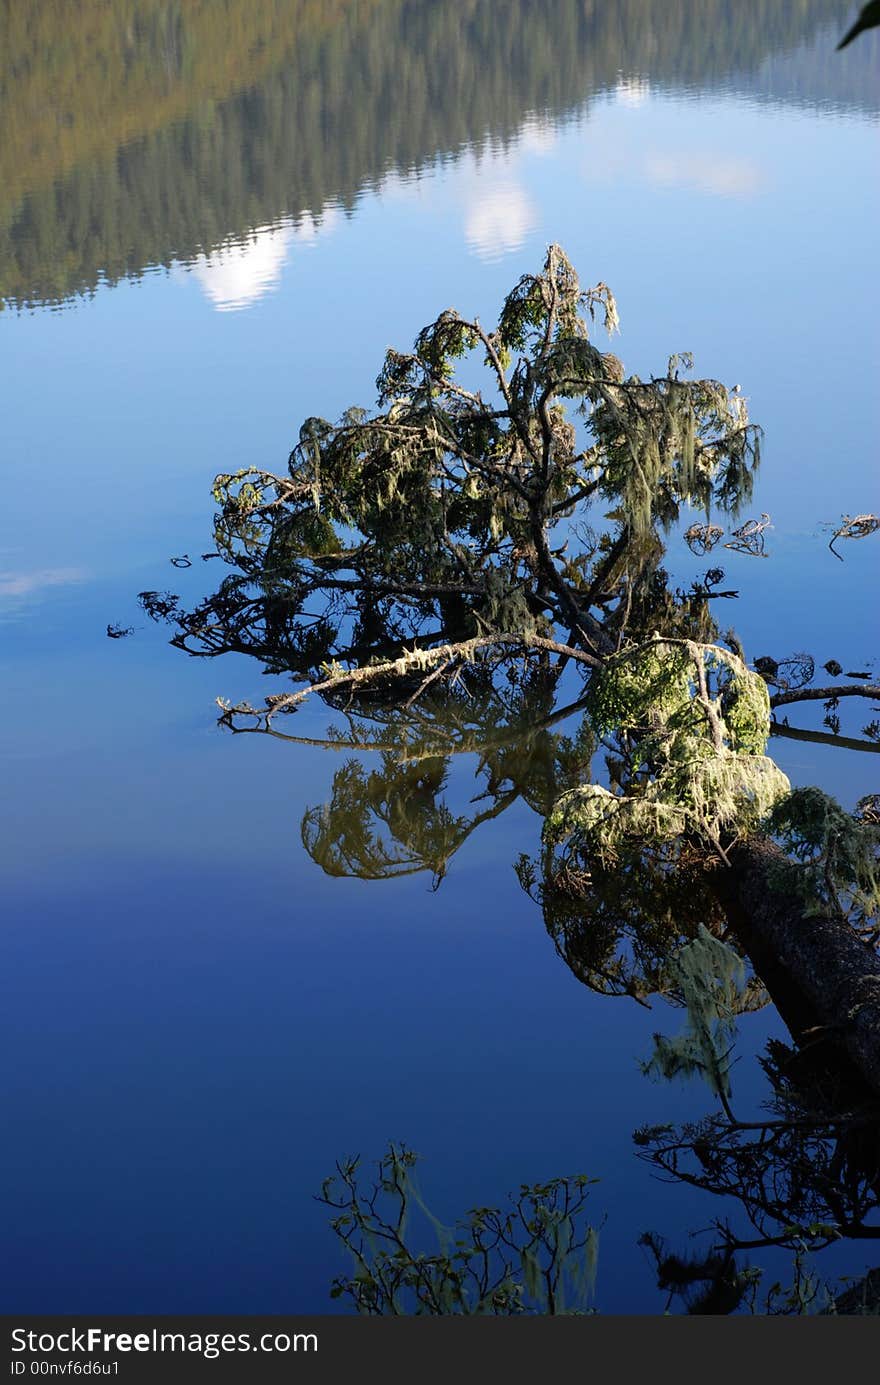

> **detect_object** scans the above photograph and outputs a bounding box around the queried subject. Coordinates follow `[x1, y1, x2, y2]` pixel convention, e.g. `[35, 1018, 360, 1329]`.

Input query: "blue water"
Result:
[2, 6, 878, 1313]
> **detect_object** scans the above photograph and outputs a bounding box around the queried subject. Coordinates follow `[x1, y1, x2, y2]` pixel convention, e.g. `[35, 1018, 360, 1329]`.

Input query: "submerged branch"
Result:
[770, 722, 880, 754]
[227, 631, 600, 719]
[771, 684, 880, 709]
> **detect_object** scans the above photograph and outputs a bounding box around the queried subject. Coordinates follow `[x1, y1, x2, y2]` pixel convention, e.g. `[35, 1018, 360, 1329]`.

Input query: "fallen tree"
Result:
[140, 245, 879, 1094]
[716, 833, 880, 1092]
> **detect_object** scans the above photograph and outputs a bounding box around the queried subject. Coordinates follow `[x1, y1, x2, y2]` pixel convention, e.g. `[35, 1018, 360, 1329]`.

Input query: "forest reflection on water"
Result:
[2, 0, 879, 311]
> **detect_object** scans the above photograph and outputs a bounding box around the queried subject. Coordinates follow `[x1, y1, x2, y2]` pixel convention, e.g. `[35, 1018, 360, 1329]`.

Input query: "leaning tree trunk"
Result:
[713, 835, 880, 1098]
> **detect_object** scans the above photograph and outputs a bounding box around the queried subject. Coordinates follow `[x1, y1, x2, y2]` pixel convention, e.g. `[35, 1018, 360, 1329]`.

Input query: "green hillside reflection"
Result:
[2, 0, 876, 310]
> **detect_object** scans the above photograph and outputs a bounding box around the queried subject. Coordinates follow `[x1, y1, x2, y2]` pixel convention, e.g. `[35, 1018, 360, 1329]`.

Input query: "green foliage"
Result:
[156, 245, 763, 729]
[524, 637, 792, 1011]
[299, 675, 594, 884]
[518, 834, 738, 1006]
[641, 926, 746, 1099]
[765, 786, 880, 927]
[547, 638, 790, 862]
[585, 638, 772, 758]
[318, 1143, 599, 1314]
[301, 756, 465, 885]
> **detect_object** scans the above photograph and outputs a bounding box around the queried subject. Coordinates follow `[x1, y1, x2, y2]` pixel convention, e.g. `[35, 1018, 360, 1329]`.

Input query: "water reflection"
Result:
[463, 175, 538, 264]
[642, 152, 765, 200]
[579, 96, 770, 200]
[3, 0, 877, 310]
[0, 565, 87, 619]
[315, 945, 880, 1312]
[188, 213, 338, 312]
[5, 0, 878, 1319]
[272, 681, 880, 1309]
[299, 691, 592, 887]
[288, 696, 880, 1308]
[190, 224, 297, 314]
[631, 953, 880, 1313]
[132, 231, 879, 1306]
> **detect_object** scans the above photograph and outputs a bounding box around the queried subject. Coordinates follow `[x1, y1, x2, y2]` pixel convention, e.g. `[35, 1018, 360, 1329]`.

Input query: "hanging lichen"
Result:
[546, 638, 790, 863]
[641, 926, 747, 1100]
[765, 786, 880, 928]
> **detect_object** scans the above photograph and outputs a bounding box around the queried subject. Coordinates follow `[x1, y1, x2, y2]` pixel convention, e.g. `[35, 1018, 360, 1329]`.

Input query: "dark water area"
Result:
[1, 1, 878, 1313]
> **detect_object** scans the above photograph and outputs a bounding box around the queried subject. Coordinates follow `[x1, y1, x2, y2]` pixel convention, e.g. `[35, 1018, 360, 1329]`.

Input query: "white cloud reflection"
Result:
[464, 178, 538, 261]
[183, 107, 556, 293]
[582, 115, 765, 201]
[0, 567, 85, 602]
[176, 89, 771, 315]
[644, 152, 764, 198]
[459, 113, 561, 259]
[615, 77, 651, 108]
[518, 115, 558, 155]
[189, 210, 339, 312]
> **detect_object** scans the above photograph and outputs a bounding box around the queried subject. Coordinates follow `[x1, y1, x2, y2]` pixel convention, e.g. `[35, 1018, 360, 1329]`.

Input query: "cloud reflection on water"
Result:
[187, 209, 340, 312]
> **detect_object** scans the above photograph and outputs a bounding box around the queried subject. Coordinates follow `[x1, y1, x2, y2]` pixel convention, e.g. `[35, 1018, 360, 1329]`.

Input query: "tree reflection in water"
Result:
[135, 246, 879, 1310]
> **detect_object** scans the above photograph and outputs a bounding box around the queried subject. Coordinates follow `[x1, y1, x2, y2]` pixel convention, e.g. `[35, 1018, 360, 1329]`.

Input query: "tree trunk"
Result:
[713, 835, 880, 1098]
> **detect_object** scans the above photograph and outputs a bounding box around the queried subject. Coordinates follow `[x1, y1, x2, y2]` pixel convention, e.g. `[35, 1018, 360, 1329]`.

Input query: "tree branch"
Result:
[770, 684, 880, 709]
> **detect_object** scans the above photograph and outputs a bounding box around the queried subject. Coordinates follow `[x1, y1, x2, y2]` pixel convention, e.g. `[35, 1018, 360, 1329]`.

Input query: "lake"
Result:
[2, 0, 878, 1314]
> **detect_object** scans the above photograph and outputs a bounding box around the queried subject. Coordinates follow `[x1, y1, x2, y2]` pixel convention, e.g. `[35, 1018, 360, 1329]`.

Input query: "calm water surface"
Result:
[2, 1, 878, 1312]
